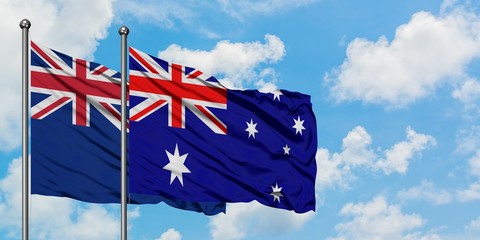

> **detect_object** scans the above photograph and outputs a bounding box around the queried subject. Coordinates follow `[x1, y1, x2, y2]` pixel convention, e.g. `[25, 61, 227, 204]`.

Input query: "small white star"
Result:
[163, 144, 191, 186]
[245, 119, 258, 138]
[270, 183, 283, 202]
[292, 116, 306, 135]
[272, 90, 283, 101]
[283, 144, 291, 155]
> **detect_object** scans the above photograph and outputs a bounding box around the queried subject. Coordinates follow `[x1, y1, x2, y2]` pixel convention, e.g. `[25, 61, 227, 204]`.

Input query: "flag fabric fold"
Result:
[129, 47, 317, 213]
[30, 42, 225, 215]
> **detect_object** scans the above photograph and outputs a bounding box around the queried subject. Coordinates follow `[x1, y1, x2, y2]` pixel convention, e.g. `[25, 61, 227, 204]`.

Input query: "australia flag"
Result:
[129, 47, 317, 213]
[30, 42, 225, 215]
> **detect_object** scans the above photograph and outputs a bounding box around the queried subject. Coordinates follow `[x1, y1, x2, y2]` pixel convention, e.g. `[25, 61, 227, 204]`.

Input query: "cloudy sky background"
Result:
[1, 0, 480, 239]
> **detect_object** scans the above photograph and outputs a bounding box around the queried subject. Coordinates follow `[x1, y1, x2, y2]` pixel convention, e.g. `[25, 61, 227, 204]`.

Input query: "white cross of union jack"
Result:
[30, 41, 122, 129]
[129, 47, 227, 134]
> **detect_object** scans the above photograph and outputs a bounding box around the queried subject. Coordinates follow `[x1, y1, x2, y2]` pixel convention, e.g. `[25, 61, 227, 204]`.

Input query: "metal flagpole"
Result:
[20, 18, 31, 240]
[119, 25, 129, 240]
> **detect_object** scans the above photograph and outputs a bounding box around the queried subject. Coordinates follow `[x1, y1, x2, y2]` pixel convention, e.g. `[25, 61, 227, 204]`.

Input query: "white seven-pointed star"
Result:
[270, 183, 284, 202]
[163, 144, 191, 186]
[245, 119, 259, 138]
[283, 144, 291, 155]
[272, 90, 283, 101]
[292, 116, 306, 135]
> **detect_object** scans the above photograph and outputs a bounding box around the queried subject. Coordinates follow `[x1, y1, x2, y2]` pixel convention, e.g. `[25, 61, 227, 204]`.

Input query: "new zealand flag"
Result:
[129, 47, 317, 213]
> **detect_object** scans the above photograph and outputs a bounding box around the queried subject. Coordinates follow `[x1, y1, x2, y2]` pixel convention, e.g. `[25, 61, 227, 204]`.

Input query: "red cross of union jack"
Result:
[30, 41, 122, 129]
[129, 47, 227, 134]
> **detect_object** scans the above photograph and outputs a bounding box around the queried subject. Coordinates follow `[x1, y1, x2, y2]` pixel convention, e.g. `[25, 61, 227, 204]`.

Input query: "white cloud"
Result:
[403, 232, 442, 240]
[0, 158, 23, 231]
[465, 216, 480, 233]
[375, 127, 436, 175]
[339, 126, 376, 167]
[126, 206, 141, 233]
[328, 196, 430, 240]
[315, 126, 375, 191]
[0, 158, 120, 239]
[440, 0, 459, 13]
[316, 126, 436, 190]
[158, 34, 285, 89]
[452, 78, 480, 111]
[32, 203, 119, 240]
[209, 202, 314, 240]
[326, 7, 480, 108]
[128, 206, 140, 219]
[457, 182, 480, 202]
[468, 150, 480, 177]
[218, 0, 319, 21]
[155, 228, 182, 240]
[0, 0, 114, 151]
[315, 148, 354, 191]
[456, 149, 480, 202]
[396, 180, 452, 205]
[455, 125, 480, 154]
[3, 0, 114, 59]
[434, 216, 480, 240]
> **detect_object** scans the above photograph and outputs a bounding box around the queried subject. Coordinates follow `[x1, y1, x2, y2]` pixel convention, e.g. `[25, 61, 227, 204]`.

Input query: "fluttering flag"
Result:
[129, 47, 317, 213]
[30, 42, 225, 215]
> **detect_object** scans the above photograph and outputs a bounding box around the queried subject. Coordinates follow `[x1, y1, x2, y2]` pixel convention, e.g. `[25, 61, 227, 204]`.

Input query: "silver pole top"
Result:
[19, 19, 31, 29]
[118, 26, 129, 36]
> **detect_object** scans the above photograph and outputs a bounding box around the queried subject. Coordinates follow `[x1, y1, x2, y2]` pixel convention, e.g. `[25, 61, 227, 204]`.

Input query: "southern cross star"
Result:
[270, 183, 284, 202]
[292, 116, 306, 135]
[272, 90, 283, 101]
[283, 144, 291, 155]
[163, 144, 191, 186]
[245, 119, 259, 138]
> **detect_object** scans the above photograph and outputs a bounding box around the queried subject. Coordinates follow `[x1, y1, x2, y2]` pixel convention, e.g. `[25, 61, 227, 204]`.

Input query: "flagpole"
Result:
[20, 18, 31, 240]
[119, 25, 129, 240]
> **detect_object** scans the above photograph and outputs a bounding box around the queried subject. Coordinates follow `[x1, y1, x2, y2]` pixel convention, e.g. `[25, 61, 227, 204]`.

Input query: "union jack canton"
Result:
[30, 41, 122, 129]
[129, 47, 227, 134]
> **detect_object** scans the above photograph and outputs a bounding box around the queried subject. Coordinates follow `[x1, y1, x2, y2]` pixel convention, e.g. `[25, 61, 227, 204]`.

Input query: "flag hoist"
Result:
[20, 18, 31, 240]
[119, 25, 129, 240]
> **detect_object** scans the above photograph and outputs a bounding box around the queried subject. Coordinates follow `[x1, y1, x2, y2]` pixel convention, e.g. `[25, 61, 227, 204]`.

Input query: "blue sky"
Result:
[2, 0, 480, 239]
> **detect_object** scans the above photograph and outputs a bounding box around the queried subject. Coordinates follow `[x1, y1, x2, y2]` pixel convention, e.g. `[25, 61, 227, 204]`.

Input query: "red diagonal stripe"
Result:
[31, 42, 62, 70]
[100, 102, 130, 129]
[195, 105, 227, 134]
[92, 66, 108, 75]
[130, 99, 167, 121]
[32, 96, 70, 119]
[187, 70, 203, 79]
[130, 48, 159, 74]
